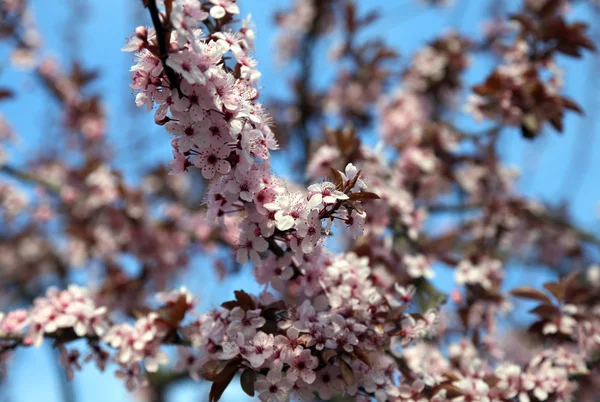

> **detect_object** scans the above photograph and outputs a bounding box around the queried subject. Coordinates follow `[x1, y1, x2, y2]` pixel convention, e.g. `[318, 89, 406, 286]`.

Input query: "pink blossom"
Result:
[227, 307, 266, 339]
[286, 348, 318, 384]
[192, 143, 231, 179]
[296, 209, 321, 253]
[254, 369, 295, 402]
[209, 0, 240, 19]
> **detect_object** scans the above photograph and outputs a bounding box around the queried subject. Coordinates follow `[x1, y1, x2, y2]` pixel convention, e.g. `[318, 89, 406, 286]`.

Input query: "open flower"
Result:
[286, 349, 318, 384]
[296, 209, 321, 253]
[192, 143, 231, 179]
[254, 369, 295, 402]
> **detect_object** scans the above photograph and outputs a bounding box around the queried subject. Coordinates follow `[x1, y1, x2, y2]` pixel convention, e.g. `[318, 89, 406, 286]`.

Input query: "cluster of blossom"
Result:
[377, 32, 470, 148]
[1, 0, 600, 400]
[0, 114, 16, 166]
[466, 2, 594, 138]
[320, 4, 397, 124]
[36, 58, 106, 143]
[178, 252, 438, 401]
[273, 0, 318, 64]
[0, 286, 105, 358]
[0, 286, 191, 389]
[125, 1, 384, 272]
[0, 266, 436, 400]
[0, 0, 40, 67]
[0, 156, 227, 316]
[0, 181, 29, 221]
[120, 1, 444, 399]
[398, 338, 590, 401]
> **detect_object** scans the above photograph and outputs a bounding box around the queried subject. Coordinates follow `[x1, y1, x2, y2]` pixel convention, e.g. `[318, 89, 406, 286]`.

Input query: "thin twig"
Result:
[146, 0, 179, 90]
[426, 203, 600, 248]
[0, 165, 60, 193]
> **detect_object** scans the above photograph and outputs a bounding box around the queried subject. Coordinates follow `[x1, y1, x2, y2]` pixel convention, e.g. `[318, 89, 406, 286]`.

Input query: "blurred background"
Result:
[1, 0, 599, 401]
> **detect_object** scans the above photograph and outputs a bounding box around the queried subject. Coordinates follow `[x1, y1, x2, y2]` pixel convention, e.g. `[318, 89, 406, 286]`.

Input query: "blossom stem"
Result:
[145, 0, 180, 91]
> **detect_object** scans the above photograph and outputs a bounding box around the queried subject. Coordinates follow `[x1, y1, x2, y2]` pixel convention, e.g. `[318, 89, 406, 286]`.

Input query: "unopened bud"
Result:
[135, 26, 148, 42]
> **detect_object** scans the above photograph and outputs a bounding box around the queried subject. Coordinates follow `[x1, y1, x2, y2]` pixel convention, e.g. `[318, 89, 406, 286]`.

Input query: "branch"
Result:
[145, 0, 179, 90]
[539, 212, 600, 248]
[426, 202, 600, 248]
[0, 328, 191, 355]
[0, 165, 60, 193]
[266, 237, 303, 279]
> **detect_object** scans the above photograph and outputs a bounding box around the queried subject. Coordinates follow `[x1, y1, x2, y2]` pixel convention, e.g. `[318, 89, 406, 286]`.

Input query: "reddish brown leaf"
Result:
[348, 191, 380, 201]
[202, 359, 240, 383]
[539, 0, 563, 18]
[159, 294, 189, 325]
[360, 10, 379, 27]
[240, 369, 256, 397]
[220, 300, 239, 310]
[0, 89, 13, 101]
[330, 167, 344, 191]
[529, 304, 560, 320]
[209, 373, 236, 402]
[510, 286, 552, 304]
[201, 360, 223, 381]
[543, 282, 563, 301]
[561, 97, 584, 114]
[234, 290, 255, 311]
[343, 168, 361, 192]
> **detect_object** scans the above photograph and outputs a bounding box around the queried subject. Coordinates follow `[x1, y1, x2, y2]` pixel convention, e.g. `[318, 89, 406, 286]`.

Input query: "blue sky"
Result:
[1, 0, 599, 401]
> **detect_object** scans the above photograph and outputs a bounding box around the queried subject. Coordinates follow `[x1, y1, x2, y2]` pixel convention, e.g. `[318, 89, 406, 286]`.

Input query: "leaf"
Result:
[510, 286, 552, 304]
[344, 2, 357, 34]
[561, 97, 584, 114]
[322, 349, 337, 363]
[221, 290, 255, 311]
[201, 359, 240, 382]
[562, 271, 580, 291]
[159, 294, 189, 326]
[209, 372, 236, 402]
[352, 346, 372, 369]
[348, 191, 380, 201]
[234, 290, 255, 311]
[213, 360, 241, 383]
[339, 359, 355, 386]
[548, 115, 563, 132]
[201, 360, 223, 381]
[70, 62, 100, 88]
[473, 73, 504, 96]
[0, 89, 13, 101]
[528, 304, 560, 319]
[330, 167, 344, 191]
[539, 0, 563, 18]
[220, 300, 238, 310]
[240, 369, 256, 397]
[563, 272, 586, 303]
[543, 282, 563, 301]
[437, 383, 464, 399]
[360, 10, 379, 27]
[443, 372, 461, 382]
[345, 169, 362, 192]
